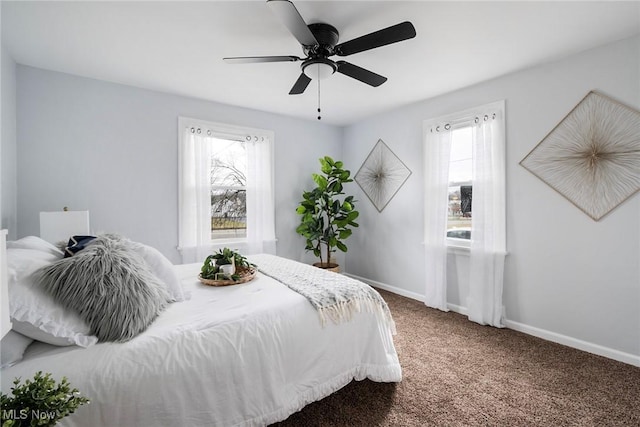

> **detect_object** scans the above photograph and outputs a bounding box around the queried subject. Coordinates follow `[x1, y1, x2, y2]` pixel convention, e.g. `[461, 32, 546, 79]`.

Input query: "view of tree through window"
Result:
[210, 138, 247, 240]
[447, 127, 472, 240]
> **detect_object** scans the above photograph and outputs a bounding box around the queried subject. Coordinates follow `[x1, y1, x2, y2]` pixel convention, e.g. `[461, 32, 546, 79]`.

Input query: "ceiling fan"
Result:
[223, 0, 417, 95]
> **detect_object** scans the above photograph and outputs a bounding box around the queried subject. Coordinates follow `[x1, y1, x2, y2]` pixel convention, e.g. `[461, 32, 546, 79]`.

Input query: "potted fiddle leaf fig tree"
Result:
[296, 156, 359, 272]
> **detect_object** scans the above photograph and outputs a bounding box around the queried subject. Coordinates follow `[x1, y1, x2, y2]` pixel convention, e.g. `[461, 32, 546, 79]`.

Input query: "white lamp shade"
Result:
[1, 230, 12, 338]
[303, 62, 336, 80]
[40, 211, 91, 244]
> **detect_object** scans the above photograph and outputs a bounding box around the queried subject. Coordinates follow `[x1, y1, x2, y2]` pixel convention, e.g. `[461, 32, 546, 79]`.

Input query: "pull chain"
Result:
[317, 69, 321, 121]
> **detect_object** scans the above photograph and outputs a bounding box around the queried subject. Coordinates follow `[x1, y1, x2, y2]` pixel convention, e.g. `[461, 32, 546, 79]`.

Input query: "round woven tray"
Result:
[198, 266, 257, 287]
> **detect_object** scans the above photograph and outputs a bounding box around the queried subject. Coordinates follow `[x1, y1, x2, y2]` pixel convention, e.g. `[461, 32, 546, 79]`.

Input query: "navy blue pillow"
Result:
[64, 235, 96, 258]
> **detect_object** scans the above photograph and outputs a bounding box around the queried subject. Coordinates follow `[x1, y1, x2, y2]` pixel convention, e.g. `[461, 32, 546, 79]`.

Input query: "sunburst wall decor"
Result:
[355, 139, 411, 212]
[520, 91, 640, 221]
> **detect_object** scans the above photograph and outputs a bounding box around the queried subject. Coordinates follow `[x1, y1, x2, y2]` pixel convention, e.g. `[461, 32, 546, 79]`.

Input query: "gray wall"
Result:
[15, 66, 342, 264]
[342, 35, 640, 361]
[1, 42, 17, 240]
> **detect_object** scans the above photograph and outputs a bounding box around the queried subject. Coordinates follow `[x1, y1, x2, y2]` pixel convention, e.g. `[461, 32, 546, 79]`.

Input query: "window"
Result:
[210, 138, 247, 240]
[447, 127, 473, 241]
[425, 106, 504, 248]
[423, 100, 506, 326]
[178, 118, 276, 263]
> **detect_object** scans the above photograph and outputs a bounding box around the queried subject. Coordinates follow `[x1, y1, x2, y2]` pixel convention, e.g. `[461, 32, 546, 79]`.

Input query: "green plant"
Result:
[201, 248, 252, 281]
[1, 371, 89, 427]
[210, 247, 250, 268]
[296, 156, 359, 266]
[200, 256, 220, 280]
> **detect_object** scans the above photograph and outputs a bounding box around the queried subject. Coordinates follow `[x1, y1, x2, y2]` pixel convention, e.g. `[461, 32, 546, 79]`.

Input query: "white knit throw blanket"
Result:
[248, 254, 396, 334]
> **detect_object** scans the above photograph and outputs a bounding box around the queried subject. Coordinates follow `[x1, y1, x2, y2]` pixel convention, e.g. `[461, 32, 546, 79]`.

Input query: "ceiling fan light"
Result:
[302, 60, 336, 80]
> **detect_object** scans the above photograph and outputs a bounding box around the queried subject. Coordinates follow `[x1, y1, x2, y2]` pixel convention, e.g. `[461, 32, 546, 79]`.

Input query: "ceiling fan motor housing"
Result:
[304, 23, 339, 57]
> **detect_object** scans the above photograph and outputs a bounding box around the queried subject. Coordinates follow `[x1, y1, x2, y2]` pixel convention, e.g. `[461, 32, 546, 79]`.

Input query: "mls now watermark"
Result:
[2, 408, 57, 422]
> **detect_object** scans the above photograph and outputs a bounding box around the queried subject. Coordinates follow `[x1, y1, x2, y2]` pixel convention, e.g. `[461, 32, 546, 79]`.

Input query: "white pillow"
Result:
[0, 330, 34, 368]
[7, 248, 59, 284]
[7, 248, 98, 347]
[7, 236, 64, 258]
[132, 243, 187, 302]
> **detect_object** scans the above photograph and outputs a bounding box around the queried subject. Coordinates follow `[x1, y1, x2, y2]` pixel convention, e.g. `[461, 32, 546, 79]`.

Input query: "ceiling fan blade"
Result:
[335, 21, 416, 56]
[289, 73, 312, 95]
[267, 0, 318, 47]
[223, 55, 302, 64]
[336, 61, 387, 87]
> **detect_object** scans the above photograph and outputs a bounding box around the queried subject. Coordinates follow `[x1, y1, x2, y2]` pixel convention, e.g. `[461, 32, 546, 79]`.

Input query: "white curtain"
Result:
[467, 107, 506, 327]
[423, 124, 452, 311]
[179, 129, 214, 263]
[245, 137, 277, 254]
[178, 120, 276, 264]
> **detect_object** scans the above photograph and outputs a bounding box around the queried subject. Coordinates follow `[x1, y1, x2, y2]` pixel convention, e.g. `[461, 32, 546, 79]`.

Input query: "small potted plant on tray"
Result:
[199, 248, 256, 286]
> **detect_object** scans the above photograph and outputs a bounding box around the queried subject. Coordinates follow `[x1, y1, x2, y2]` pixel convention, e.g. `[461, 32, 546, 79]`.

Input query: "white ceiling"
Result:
[3, 1, 639, 126]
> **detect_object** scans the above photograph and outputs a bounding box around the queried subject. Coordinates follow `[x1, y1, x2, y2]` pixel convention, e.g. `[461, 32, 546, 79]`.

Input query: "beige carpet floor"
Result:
[273, 289, 640, 426]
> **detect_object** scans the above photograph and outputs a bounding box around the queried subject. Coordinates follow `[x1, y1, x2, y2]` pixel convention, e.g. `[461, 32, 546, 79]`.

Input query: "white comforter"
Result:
[1, 262, 401, 427]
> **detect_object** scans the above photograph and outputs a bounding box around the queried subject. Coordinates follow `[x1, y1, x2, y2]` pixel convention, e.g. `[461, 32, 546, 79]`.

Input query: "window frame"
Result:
[178, 117, 274, 248]
[208, 137, 248, 241]
[446, 125, 474, 249]
[424, 102, 505, 251]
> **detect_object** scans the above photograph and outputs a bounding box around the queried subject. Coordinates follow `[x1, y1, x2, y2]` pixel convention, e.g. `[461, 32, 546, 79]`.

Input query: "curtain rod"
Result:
[185, 125, 268, 142]
[429, 111, 498, 133]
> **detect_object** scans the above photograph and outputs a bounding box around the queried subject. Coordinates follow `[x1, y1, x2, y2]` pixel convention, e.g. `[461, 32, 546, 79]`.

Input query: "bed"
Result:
[1, 235, 401, 426]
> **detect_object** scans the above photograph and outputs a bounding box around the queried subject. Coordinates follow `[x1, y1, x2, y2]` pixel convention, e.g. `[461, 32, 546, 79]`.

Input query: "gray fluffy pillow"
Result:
[34, 235, 170, 342]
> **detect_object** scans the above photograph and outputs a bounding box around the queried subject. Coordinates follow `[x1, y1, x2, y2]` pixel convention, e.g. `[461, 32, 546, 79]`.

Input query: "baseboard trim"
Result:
[446, 303, 468, 315]
[346, 272, 640, 367]
[503, 319, 640, 367]
[345, 273, 425, 302]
